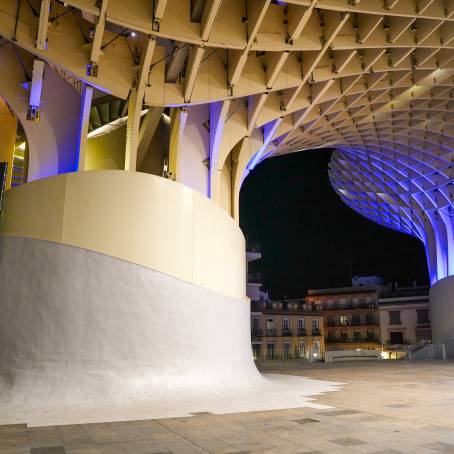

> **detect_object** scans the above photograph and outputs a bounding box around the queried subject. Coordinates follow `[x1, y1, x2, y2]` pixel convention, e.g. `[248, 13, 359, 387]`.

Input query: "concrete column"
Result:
[76, 84, 93, 171]
[0, 98, 17, 190]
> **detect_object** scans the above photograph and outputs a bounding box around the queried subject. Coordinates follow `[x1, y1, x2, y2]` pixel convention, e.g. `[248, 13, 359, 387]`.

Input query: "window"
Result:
[267, 343, 275, 359]
[266, 318, 275, 336]
[283, 342, 291, 358]
[312, 340, 321, 359]
[341, 332, 348, 342]
[283, 318, 290, 331]
[417, 309, 430, 325]
[298, 341, 306, 358]
[353, 331, 361, 341]
[312, 318, 319, 329]
[340, 314, 348, 326]
[252, 343, 261, 359]
[390, 332, 404, 345]
[298, 318, 305, 330]
[389, 311, 401, 325]
[251, 317, 260, 336]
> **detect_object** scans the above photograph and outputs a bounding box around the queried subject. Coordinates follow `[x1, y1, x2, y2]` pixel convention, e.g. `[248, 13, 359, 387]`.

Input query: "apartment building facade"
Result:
[379, 286, 431, 345]
[307, 285, 383, 351]
[251, 299, 325, 360]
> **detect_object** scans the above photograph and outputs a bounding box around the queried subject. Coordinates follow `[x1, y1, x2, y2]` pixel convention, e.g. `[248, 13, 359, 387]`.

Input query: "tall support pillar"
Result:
[76, 84, 93, 171]
[36, 0, 50, 50]
[88, 0, 108, 77]
[125, 36, 156, 171]
[0, 98, 17, 190]
[27, 59, 45, 121]
[168, 107, 188, 180]
[231, 138, 250, 223]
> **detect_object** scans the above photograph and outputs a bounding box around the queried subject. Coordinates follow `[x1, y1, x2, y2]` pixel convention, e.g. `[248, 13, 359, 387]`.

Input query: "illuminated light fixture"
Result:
[130, 31, 137, 38]
[13, 155, 24, 161]
[15, 142, 26, 151]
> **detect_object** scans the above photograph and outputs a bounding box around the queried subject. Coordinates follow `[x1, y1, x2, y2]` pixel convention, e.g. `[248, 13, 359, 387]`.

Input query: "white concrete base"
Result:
[0, 237, 342, 427]
[430, 275, 454, 357]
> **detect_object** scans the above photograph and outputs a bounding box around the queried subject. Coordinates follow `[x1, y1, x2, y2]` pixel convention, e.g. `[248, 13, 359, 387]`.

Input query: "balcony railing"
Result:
[327, 320, 378, 327]
[326, 336, 380, 344]
[325, 303, 377, 311]
[250, 328, 323, 337]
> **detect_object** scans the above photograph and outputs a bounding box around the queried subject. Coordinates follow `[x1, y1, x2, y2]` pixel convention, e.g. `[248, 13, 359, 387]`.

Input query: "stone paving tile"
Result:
[292, 418, 320, 425]
[3, 362, 454, 454]
[329, 438, 367, 446]
[317, 409, 361, 417]
[422, 442, 454, 453]
[30, 447, 66, 453]
[386, 404, 412, 408]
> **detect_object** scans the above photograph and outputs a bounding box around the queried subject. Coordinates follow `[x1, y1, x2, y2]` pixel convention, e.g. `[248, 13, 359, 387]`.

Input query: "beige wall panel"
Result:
[209, 0, 245, 47]
[86, 126, 126, 170]
[159, 0, 199, 41]
[0, 174, 67, 242]
[192, 191, 246, 300]
[62, 171, 194, 283]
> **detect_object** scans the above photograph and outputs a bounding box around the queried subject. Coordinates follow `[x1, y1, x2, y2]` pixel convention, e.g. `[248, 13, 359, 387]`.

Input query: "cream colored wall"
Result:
[85, 126, 126, 170]
[0, 171, 246, 301]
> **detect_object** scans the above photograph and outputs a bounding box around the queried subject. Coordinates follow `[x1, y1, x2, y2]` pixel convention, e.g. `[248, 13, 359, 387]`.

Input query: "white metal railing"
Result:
[383, 343, 446, 360]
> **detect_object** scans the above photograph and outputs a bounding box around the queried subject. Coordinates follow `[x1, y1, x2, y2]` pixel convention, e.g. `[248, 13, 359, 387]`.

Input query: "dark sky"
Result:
[239, 149, 429, 298]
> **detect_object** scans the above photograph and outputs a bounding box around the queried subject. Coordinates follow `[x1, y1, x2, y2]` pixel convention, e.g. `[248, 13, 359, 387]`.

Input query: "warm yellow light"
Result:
[13, 154, 24, 161]
[16, 142, 26, 151]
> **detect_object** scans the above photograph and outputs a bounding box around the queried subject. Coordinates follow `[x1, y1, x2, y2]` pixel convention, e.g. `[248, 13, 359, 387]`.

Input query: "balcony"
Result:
[298, 328, 307, 336]
[325, 303, 377, 311]
[266, 329, 277, 336]
[282, 329, 293, 337]
[312, 328, 321, 336]
[327, 320, 378, 327]
[326, 336, 380, 344]
[251, 329, 262, 338]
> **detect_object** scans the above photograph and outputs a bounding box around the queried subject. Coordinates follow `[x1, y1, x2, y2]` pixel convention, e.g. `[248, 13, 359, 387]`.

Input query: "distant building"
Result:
[352, 275, 384, 287]
[246, 248, 268, 302]
[251, 299, 325, 361]
[307, 285, 384, 351]
[246, 248, 324, 360]
[379, 285, 431, 345]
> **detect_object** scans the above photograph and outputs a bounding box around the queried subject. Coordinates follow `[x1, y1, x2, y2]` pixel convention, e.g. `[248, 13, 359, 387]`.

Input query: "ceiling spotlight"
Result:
[130, 31, 137, 38]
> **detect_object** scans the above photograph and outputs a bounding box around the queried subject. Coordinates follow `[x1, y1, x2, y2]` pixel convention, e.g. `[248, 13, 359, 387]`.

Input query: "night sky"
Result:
[239, 149, 429, 298]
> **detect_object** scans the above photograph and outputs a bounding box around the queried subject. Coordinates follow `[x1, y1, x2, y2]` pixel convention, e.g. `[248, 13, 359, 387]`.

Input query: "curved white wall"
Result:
[0, 236, 260, 424]
[0, 170, 246, 300]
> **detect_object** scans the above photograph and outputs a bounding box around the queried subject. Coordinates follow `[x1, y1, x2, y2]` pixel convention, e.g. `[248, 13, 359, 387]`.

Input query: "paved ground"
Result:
[1, 360, 454, 453]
